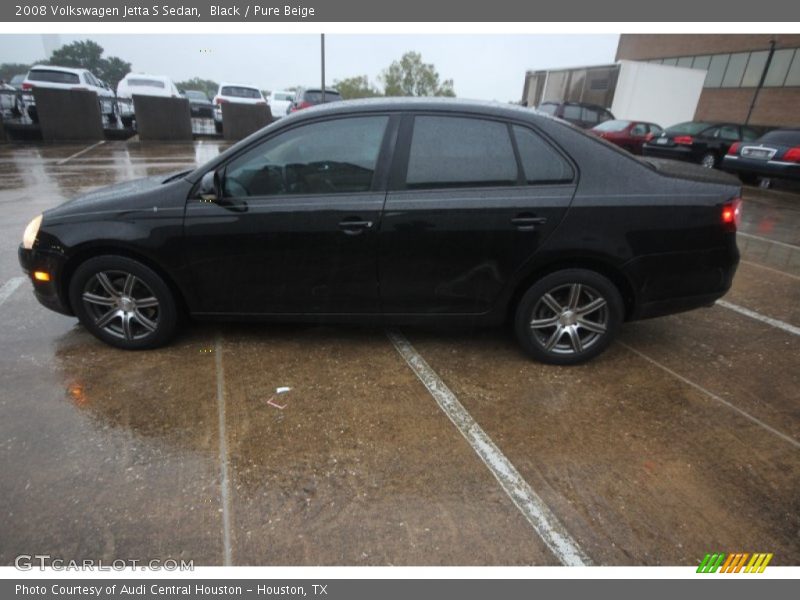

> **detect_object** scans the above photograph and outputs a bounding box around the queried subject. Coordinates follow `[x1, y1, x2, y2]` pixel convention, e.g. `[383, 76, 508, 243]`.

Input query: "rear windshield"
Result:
[303, 90, 342, 103]
[28, 69, 80, 84]
[536, 103, 558, 116]
[127, 78, 165, 88]
[757, 129, 800, 146]
[221, 86, 262, 99]
[666, 121, 714, 135]
[592, 120, 631, 132]
[185, 90, 208, 101]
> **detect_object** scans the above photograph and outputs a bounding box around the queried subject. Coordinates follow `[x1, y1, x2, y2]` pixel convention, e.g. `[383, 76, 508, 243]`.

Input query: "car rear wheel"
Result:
[514, 269, 623, 365]
[69, 255, 179, 350]
[700, 152, 718, 169]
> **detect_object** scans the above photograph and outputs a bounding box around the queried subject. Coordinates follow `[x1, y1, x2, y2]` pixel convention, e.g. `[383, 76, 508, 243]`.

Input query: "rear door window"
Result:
[630, 123, 648, 136]
[562, 105, 583, 121]
[405, 116, 518, 190]
[718, 125, 741, 141]
[512, 126, 574, 184]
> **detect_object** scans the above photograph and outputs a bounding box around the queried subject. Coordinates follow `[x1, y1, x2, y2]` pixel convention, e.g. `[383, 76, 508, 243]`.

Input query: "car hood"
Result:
[45, 171, 192, 220]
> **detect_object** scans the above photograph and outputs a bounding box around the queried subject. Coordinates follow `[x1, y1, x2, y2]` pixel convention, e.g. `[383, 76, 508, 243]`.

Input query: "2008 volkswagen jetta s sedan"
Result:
[18, 99, 741, 365]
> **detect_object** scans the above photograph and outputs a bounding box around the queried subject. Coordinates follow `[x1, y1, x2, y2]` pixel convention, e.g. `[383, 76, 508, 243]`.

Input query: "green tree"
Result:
[380, 51, 455, 97]
[333, 75, 381, 100]
[0, 63, 33, 83]
[46, 40, 131, 87]
[175, 77, 219, 98]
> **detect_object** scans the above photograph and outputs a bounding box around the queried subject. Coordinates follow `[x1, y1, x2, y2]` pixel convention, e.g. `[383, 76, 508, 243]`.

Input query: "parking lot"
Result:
[0, 140, 798, 566]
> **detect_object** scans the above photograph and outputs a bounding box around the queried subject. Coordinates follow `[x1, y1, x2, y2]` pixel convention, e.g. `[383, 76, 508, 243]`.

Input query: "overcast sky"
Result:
[0, 34, 619, 102]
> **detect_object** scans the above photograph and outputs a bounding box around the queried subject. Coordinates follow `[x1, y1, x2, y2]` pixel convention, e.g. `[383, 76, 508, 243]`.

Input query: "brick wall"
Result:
[616, 34, 800, 60]
[695, 88, 800, 127]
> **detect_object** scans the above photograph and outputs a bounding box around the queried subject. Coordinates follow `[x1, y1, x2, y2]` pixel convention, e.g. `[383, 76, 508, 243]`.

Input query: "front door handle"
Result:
[511, 215, 547, 231]
[338, 218, 373, 235]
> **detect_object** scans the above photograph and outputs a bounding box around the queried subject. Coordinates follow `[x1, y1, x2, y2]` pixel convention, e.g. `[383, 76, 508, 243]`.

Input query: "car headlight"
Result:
[22, 214, 42, 249]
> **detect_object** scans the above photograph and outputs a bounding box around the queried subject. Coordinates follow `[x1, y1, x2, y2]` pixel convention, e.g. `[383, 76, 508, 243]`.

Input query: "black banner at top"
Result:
[3, 0, 800, 22]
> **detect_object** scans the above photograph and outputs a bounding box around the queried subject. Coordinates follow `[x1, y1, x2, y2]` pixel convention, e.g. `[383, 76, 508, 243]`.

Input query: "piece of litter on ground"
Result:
[267, 398, 287, 410]
[276, 386, 291, 394]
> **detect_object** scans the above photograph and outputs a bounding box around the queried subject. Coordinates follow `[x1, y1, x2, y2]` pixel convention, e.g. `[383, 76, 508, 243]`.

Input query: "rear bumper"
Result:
[722, 155, 800, 181]
[624, 243, 739, 321]
[18, 244, 73, 316]
[642, 145, 696, 162]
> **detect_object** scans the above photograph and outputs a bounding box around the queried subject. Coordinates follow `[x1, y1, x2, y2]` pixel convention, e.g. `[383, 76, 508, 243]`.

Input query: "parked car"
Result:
[267, 90, 294, 118]
[536, 101, 615, 129]
[18, 98, 741, 365]
[0, 79, 23, 117]
[22, 65, 117, 124]
[212, 83, 266, 132]
[589, 119, 663, 155]
[182, 89, 214, 119]
[9, 74, 26, 90]
[116, 73, 181, 128]
[287, 87, 342, 114]
[722, 128, 800, 186]
[643, 121, 766, 169]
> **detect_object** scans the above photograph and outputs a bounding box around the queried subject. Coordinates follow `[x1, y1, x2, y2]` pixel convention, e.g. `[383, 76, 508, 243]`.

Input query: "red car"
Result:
[590, 119, 664, 155]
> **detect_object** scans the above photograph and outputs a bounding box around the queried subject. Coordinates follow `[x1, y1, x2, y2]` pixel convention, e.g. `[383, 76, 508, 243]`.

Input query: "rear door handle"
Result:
[338, 218, 373, 235]
[511, 216, 547, 231]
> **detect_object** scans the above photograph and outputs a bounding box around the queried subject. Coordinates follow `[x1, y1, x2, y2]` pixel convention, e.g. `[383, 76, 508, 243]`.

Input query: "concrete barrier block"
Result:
[33, 88, 103, 142]
[133, 95, 192, 141]
[0, 114, 6, 143]
[222, 103, 272, 140]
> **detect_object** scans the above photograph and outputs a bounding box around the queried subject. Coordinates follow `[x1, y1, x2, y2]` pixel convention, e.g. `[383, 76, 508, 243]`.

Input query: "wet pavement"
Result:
[0, 140, 798, 566]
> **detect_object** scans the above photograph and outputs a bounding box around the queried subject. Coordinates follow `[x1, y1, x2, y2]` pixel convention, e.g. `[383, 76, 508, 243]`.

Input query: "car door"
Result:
[182, 114, 395, 315]
[379, 113, 577, 315]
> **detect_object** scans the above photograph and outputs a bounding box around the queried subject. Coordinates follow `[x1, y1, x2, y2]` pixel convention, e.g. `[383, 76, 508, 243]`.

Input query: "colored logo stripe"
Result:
[698, 552, 773, 573]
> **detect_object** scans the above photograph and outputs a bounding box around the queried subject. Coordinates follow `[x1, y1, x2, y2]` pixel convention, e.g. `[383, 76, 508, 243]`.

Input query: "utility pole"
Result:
[321, 34, 326, 103]
[745, 39, 776, 126]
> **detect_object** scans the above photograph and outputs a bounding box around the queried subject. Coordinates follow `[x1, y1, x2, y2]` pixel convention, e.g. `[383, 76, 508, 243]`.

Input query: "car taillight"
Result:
[297, 101, 313, 110]
[21, 82, 33, 90]
[727, 142, 741, 155]
[783, 146, 800, 163]
[674, 135, 694, 145]
[722, 198, 742, 231]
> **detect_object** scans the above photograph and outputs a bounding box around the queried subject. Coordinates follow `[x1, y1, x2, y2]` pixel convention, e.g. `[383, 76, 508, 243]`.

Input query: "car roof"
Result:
[123, 73, 173, 82]
[29, 64, 87, 75]
[219, 82, 261, 90]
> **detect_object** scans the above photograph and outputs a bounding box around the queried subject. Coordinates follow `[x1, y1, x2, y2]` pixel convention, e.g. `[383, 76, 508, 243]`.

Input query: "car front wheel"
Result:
[700, 152, 718, 169]
[69, 255, 179, 350]
[514, 269, 623, 365]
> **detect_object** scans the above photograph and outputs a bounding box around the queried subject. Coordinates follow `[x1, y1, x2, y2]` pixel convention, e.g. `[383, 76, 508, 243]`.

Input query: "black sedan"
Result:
[643, 121, 765, 169]
[18, 99, 741, 365]
[722, 128, 800, 185]
[183, 89, 214, 119]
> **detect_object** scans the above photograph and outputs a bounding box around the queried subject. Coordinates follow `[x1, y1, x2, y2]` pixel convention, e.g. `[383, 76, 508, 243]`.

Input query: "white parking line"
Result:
[215, 332, 233, 566]
[717, 299, 800, 337]
[0, 276, 25, 308]
[387, 330, 591, 566]
[738, 231, 800, 251]
[741, 260, 800, 282]
[619, 342, 800, 450]
[56, 140, 106, 166]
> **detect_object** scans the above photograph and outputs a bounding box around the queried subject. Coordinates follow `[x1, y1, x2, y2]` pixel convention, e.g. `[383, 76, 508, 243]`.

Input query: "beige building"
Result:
[615, 34, 800, 127]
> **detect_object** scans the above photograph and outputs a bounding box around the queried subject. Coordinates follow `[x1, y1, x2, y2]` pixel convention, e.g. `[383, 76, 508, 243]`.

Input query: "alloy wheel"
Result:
[701, 153, 716, 169]
[529, 283, 609, 355]
[81, 270, 160, 341]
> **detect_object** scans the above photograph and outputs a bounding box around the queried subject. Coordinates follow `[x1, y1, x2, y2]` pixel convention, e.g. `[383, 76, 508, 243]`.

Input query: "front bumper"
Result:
[18, 244, 73, 316]
[722, 155, 800, 181]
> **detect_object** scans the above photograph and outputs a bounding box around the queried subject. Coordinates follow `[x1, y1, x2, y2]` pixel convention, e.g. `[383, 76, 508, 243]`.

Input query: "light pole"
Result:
[321, 34, 326, 103]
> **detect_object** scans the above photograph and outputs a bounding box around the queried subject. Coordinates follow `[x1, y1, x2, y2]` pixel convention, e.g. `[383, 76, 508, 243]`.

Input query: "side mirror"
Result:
[199, 170, 221, 202]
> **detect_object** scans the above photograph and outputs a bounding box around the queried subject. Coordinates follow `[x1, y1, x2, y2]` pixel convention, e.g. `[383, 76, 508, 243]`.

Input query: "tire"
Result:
[700, 152, 718, 169]
[514, 269, 624, 365]
[69, 255, 179, 350]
